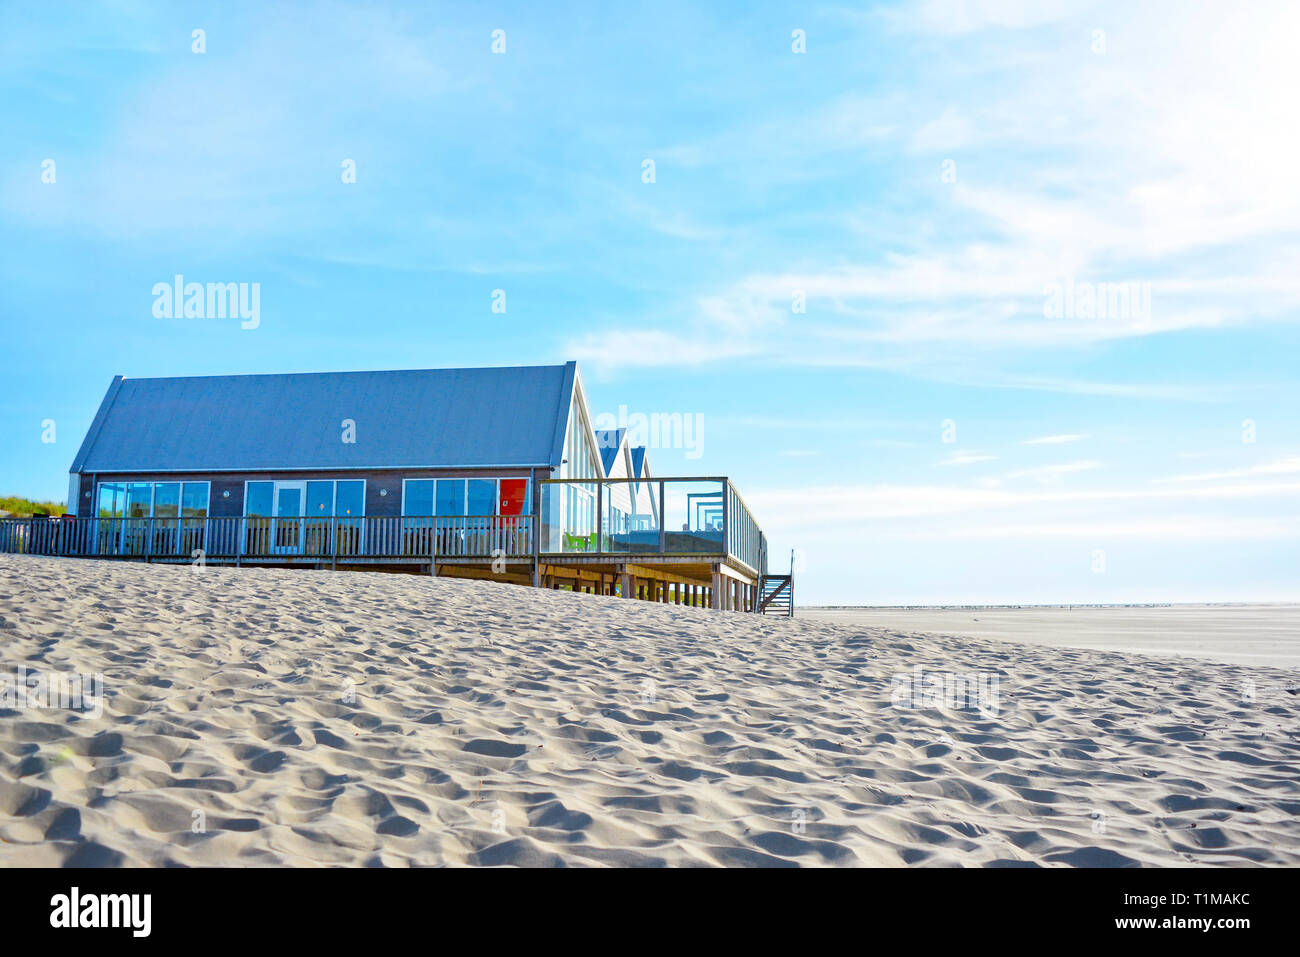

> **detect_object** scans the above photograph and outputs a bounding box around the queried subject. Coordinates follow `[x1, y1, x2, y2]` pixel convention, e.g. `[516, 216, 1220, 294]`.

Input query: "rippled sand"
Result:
[2, 554, 1298, 867]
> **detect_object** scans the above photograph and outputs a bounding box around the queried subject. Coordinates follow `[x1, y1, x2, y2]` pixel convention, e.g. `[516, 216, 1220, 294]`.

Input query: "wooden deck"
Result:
[0, 511, 768, 612]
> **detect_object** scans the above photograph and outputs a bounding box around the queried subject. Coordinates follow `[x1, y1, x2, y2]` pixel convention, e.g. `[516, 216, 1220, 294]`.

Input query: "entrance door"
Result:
[273, 482, 305, 553]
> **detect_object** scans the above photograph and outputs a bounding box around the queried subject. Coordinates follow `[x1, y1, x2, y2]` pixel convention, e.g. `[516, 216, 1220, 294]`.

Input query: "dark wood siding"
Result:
[365, 473, 403, 517]
[76, 474, 94, 515]
[210, 480, 244, 517]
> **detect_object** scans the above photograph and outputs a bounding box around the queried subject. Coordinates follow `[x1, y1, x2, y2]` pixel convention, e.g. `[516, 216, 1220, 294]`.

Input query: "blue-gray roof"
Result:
[71, 362, 577, 473]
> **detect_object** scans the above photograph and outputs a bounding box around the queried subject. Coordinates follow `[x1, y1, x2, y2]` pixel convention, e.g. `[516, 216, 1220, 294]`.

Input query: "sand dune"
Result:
[1, 553, 1298, 867]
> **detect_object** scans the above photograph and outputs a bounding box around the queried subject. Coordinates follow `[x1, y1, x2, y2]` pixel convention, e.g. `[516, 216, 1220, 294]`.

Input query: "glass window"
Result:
[97, 482, 124, 518]
[97, 482, 209, 519]
[306, 481, 334, 517]
[182, 483, 209, 518]
[125, 483, 153, 519]
[246, 482, 273, 517]
[436, 479, 465, 516]
[467, 479, 495, 516]
[276, 485, 302, 518]
[404, 480, 434, 516]
[334, 481, 364, 517]
[153, 483, 181, 518]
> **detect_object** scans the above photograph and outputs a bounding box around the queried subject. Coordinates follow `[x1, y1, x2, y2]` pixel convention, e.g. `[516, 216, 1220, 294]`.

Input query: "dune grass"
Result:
[0, 495, 67, 517]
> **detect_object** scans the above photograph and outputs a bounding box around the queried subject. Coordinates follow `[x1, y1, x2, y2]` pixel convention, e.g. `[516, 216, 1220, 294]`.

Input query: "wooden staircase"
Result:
[758, 574, 793, 616]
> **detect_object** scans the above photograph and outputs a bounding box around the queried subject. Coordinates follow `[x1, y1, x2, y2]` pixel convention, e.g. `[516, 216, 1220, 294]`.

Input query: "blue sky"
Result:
[2, 0, 1297, 603]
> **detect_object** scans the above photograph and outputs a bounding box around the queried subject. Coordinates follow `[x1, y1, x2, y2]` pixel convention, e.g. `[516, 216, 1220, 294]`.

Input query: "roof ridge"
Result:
[116, 362, 573, 383]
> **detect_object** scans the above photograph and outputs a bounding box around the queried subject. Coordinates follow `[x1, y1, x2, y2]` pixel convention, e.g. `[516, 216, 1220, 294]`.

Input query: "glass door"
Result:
[123, 482, 153, 556]
[273, 482, 305, 553]
[96, 482, 125, 555]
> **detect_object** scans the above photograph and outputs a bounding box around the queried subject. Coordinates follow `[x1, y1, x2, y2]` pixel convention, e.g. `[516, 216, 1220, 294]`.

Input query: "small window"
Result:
[335, 481, 364, 517]
[307, 481, 335, 516]
[182, 483, 209, 518]
[245, 482, 273, 517]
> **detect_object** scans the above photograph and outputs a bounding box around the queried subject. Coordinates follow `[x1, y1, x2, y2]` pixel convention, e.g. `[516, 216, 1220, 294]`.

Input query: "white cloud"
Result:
[1021, 433, 1085, 445]
[570, 328, 758, 369]
[749, 477, 1300, 528]
[1, 9, 463, 245]
[910, 106, 974, 152]
[1154, 457, 1300, 484]
[894, 0, 1092, 35]
[937, 451, 998, 467]
[577, 1, 1300, 379]
[1002, 460, 1101, 480]
[876, 516, 1298, 542]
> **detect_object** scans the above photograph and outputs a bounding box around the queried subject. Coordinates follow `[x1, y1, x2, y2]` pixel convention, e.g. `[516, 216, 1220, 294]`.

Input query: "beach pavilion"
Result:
[2, 362, 787, 613]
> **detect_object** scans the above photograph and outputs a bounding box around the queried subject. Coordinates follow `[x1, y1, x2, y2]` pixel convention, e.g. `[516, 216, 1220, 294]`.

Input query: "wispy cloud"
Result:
[749, 477, 1300, 530]
[1154, 457, 1300, 484]
[877, 516, 1298, 542]
[1021, 433, 1086, 445]
[937, 451, 998, 467]
[567, 0, 1300, 392]
[1002, 460, 1102, 480]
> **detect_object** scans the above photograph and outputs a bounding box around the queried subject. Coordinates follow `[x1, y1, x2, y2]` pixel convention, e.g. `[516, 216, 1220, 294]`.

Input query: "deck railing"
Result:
[538, 476, 766, 575]
[0, 480, 766, 573]
[0, 515, 533, 562]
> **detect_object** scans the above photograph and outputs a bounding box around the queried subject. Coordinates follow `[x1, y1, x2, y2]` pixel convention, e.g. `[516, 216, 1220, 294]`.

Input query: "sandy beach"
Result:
[801, 606, 1300, 670]
[2, 553, 1298, 867]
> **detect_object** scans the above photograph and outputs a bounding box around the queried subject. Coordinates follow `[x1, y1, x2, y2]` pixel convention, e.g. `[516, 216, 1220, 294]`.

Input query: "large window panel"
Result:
[97, 483, 124, 518]
[153, 483, 181, 518]
[125, 483, 153, 519]
[404, 480, 434, 516]
[467, 479, 495, 516]
[436, 480, 466, 516]
[182, 483, 209, 518]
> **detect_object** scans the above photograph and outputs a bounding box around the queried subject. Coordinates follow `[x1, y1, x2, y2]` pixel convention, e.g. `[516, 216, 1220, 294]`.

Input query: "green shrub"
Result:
[0, 496, 68, 517]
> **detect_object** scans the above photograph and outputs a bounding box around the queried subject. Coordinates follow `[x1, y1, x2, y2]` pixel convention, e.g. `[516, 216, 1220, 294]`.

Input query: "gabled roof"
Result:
[594, 428, 626, 475]
[71, 362, 577, 474]
[629, 445, 647, 478]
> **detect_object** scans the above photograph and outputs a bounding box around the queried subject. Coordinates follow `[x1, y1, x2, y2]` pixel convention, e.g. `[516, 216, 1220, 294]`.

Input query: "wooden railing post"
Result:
[658, 481, 665, 553]
[530, 470, 541, 587]
[721, 482, 729, 561]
